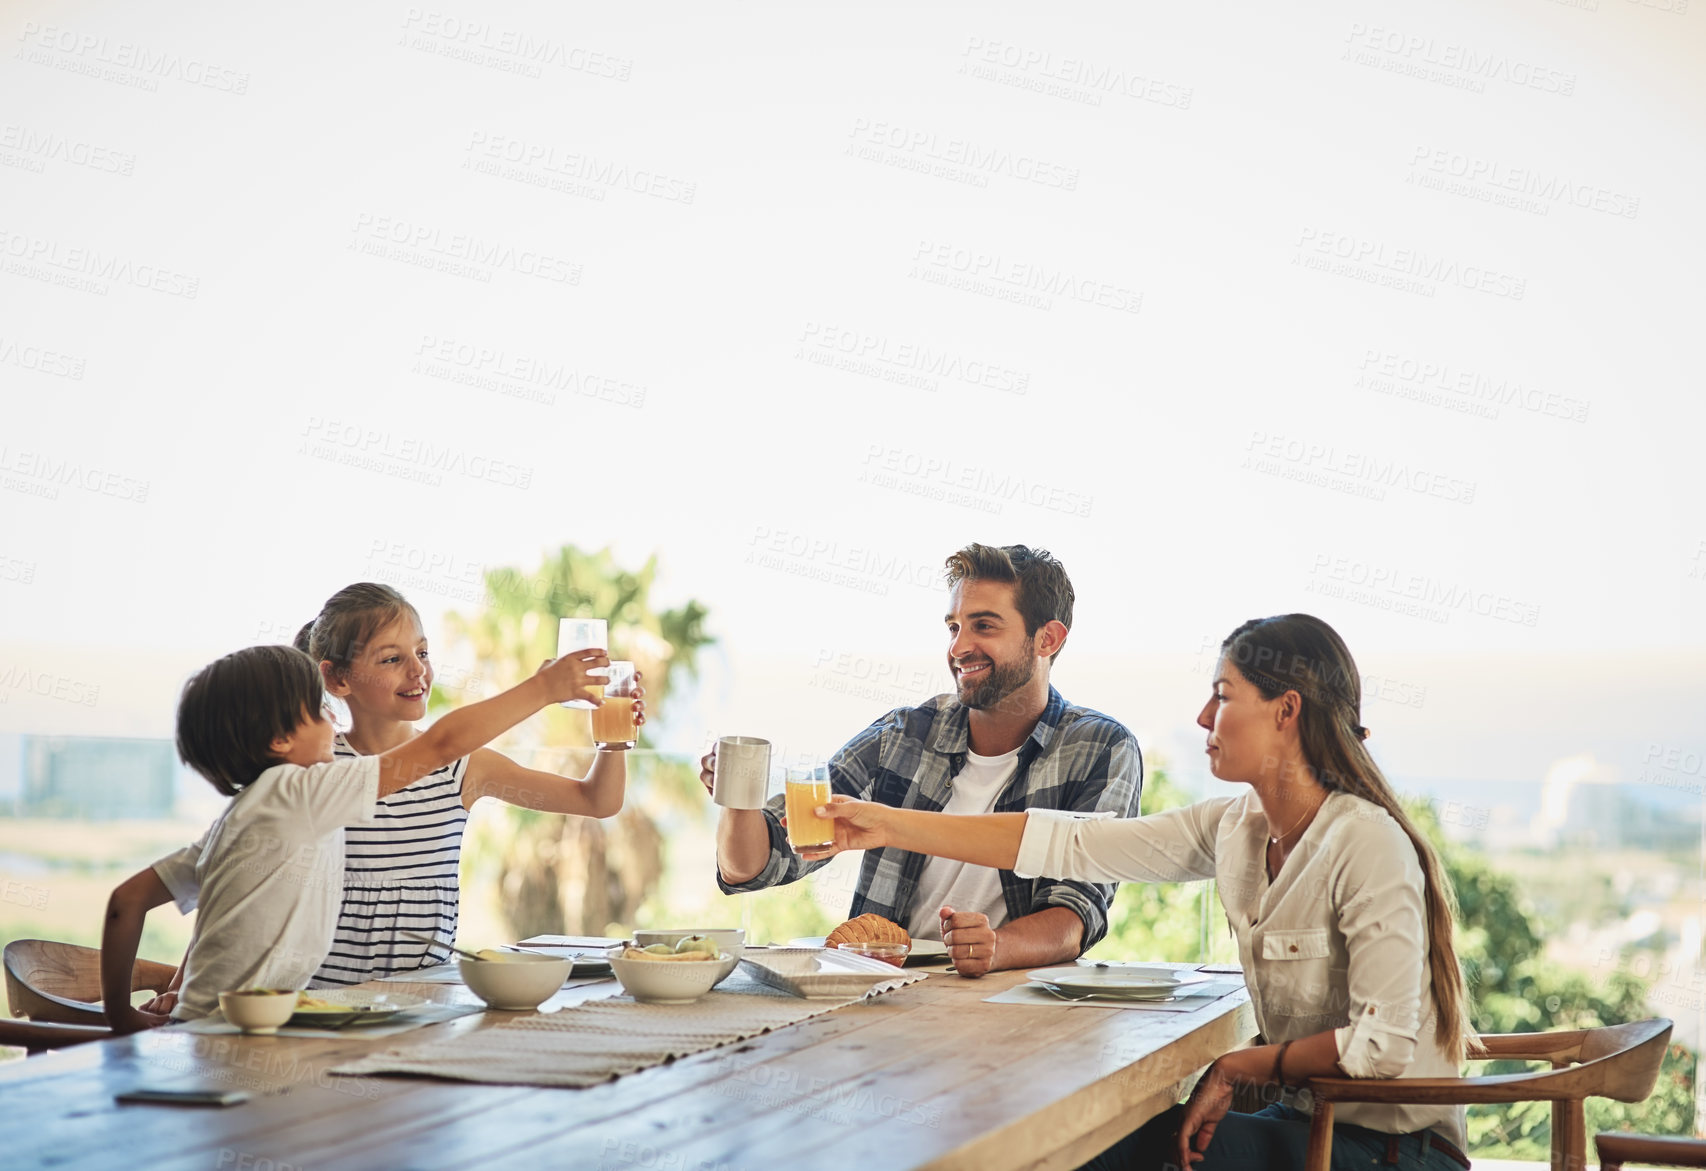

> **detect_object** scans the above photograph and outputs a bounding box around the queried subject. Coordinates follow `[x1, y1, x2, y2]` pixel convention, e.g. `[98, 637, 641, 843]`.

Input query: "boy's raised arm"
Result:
[101, 868, 174, 1034]
[374, 650, 609, 798]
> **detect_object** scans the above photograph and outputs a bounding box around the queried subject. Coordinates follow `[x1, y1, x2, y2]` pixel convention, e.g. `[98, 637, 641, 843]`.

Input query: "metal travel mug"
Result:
[712, 736, 772, 809]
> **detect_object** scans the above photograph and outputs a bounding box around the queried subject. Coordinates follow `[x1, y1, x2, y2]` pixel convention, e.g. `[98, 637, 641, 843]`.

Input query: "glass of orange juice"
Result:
[590, 661, 638, 748]
[784, 764, 833, 850]
[557, 618, 607, 709]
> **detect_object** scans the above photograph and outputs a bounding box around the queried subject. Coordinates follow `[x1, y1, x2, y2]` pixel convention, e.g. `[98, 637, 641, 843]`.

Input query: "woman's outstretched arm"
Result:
[803, 797, 1026, 868]
[807, 795, 1228, 886]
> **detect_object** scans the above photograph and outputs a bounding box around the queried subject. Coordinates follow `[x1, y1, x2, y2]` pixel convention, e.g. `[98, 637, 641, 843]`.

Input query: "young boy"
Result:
[101, 642, 608, 1031]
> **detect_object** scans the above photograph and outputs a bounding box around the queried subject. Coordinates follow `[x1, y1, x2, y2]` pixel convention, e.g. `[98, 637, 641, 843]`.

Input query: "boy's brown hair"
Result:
[176, 645, 324, 796]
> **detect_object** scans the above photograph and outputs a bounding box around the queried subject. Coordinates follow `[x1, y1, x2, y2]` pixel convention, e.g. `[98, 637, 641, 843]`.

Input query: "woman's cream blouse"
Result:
[1015, 790, 1467, 1151]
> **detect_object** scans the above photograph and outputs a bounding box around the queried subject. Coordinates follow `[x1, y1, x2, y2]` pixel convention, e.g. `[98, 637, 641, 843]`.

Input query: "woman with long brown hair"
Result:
[805, 614, 1477, 1170]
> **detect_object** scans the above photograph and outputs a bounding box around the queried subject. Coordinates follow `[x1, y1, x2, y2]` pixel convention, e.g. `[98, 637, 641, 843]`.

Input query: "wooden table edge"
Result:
[914, 996, 1257, 1171]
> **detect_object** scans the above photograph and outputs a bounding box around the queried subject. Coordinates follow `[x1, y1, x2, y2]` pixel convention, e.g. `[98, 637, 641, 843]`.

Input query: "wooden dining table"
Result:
[0, 961, 1254, 1171]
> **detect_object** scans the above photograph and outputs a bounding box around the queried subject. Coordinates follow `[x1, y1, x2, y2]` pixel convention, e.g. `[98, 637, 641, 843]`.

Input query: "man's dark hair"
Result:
[176, 645, 324, 796]
[943, 543, 1075, 662]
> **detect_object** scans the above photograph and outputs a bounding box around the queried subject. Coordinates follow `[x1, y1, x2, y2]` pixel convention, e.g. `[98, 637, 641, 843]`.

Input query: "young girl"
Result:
[297, 582, 642, 986]
[806, 614, 1477, 1171]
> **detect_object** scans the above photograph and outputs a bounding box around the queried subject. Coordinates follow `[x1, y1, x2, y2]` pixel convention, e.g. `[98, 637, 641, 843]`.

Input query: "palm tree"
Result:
[437, 545, 713, 938]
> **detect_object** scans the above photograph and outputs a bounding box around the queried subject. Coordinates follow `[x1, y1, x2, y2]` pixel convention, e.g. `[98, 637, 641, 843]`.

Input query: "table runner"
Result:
[175, 1001, 484, 1039]
[329, 968, 926, 1088]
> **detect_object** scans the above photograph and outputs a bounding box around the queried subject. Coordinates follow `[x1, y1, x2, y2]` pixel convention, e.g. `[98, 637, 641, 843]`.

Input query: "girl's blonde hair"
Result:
[295, 582, 422, 678]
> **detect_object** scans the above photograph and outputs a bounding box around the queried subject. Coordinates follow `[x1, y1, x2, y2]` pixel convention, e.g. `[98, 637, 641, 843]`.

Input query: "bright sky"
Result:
[3, 2, 1704, 797]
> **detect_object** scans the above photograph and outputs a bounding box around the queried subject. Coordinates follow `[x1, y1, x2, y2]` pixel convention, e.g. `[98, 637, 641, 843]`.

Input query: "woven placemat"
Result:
[329, 969, 924, 1088]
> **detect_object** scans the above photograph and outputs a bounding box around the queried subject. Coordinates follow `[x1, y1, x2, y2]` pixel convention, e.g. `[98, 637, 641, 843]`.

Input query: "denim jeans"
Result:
[1079, 1103, 1468, 1171]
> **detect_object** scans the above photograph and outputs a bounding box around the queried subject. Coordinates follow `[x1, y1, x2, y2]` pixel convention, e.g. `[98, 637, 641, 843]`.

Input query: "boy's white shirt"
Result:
[152, 755, 381, 1020]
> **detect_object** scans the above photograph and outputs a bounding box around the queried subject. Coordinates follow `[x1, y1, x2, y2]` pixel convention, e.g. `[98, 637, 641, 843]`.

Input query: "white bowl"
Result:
[608, 951, 727, 1004]
[218, 988, 298, 1033]
[632, 929, 745, 985]
[458, 952, 574, 1011]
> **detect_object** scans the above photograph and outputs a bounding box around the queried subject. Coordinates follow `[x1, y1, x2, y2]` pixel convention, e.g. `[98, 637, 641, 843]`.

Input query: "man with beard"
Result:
[704, 543, 1142, 977]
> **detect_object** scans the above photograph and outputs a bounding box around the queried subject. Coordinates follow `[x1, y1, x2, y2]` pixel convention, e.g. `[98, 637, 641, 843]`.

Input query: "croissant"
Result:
[824, 913, 910, 949]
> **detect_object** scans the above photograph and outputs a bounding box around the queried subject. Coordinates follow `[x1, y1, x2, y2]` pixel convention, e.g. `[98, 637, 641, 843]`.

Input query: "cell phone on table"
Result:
[116, 1084, 251, 1107]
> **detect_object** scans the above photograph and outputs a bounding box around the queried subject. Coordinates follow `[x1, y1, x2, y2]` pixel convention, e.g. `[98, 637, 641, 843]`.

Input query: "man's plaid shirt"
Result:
[716, 686, 1143, 948]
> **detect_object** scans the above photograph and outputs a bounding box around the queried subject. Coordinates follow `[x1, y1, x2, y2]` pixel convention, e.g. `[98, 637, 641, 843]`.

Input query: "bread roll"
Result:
[824, 913, 910, 949]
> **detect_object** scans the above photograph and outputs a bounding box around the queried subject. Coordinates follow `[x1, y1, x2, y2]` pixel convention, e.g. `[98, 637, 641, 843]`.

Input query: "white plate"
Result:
[788, 937, 949, 962]
[1025, 967, 1196, 996]
[288, 989, 428, 1027]
[509, 943, 614, 975]
[1036, 982, 1182, 1002]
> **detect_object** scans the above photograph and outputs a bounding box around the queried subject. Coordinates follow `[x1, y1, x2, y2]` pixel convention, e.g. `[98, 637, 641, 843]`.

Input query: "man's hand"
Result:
[940, 905, 997, 978]
[697, 746, 716, 797]
[797, 796, 889, 861]
[1177, 1060, 1236, 1167]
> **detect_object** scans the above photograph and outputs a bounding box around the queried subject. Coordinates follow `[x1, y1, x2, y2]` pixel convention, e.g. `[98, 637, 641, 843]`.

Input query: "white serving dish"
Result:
[458, 953, 574, 1011]
[738, 947, 910, 1000]
[789, 936, 948, 966]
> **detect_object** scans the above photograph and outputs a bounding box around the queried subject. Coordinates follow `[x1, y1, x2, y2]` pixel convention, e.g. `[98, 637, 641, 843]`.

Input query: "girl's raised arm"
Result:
[376, 651, 608, 798]
[462, 746, 626, 818]
[459, 673, 646, 817]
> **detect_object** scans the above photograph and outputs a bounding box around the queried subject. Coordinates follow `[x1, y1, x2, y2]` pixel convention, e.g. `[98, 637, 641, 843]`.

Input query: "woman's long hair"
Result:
[1221, 613, 1478, 1060]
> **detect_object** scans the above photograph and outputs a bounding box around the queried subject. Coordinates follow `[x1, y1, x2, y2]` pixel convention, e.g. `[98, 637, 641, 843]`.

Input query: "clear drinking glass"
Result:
[784, 763, 833, 849]
[590, 661, 638, 748]
[557, 618, 608, 709]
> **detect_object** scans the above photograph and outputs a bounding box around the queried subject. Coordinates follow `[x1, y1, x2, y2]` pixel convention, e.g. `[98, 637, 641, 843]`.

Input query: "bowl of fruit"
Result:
[632, 930, 744, 985]
[610, 933, 738, 1004]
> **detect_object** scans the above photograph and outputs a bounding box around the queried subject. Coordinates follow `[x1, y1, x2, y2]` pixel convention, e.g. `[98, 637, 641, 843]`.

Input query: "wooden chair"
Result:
[1597, 1133, 1706, 1169]
[1301, 1018, 1673, 1171]
[0, 1019, 115, 1055]
[3, 939, 175, 1027]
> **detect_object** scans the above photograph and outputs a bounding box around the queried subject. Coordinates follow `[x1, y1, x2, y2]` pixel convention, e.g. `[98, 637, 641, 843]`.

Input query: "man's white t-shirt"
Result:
[152, 755, 381, 1021]
[906, 747, 1020, 941]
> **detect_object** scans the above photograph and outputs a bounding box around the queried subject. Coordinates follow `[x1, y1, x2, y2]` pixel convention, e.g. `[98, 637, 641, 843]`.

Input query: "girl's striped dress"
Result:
[309, 734, 470, 987]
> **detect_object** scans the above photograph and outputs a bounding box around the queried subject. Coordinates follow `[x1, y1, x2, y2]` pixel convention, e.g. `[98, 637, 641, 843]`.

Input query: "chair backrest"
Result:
[3, 940, 175, 1026]
[1303, 1020, 1674, 1171]
[1596, 1132, 1706, 1170]
[1573, 1019, 1676, 1101]
[1309, 1018, 1674, 1108]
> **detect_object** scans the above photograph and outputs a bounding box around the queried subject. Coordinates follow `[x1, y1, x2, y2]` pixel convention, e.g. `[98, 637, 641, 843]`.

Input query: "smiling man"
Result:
[706, 543, 1143, 976]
